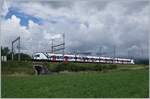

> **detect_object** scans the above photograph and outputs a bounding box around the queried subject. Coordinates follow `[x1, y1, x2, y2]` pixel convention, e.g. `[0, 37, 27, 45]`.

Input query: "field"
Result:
[2, 69, 149, 98]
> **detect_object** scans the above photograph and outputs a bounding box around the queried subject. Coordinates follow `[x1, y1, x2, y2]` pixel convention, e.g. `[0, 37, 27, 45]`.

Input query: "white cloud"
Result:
[1, 15, 31, 54]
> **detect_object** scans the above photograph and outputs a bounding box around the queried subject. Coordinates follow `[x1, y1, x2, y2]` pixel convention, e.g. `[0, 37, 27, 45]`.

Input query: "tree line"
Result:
[1, 47, 31, 61]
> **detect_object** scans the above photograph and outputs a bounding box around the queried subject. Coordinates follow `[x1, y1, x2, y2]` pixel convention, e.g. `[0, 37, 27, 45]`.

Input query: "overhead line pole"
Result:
[128, 50, 130, 58]
[51, 33, 65, 61]
[11, 36, 20, 61]
[63, 33, 65, 61]
[11, 42, 14, 61]
[113, 45, 116, 63]
[51, 39, 54, 53]
[141, 47, 144, 59]
[99, 46, 102, 56]
[18, 37, 20, 61]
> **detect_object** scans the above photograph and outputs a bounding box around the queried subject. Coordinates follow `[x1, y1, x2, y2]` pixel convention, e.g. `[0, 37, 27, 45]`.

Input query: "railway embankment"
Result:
[1, 61, 148, 75]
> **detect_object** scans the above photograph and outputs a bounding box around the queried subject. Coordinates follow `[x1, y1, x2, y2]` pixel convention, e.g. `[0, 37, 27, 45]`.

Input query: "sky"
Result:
[0, 0, 149, 59]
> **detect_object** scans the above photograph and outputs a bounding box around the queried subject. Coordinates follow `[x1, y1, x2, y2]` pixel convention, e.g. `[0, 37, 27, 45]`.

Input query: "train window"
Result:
[34, 54, 40, 57]
[51, 56, 56, 58]
[76, 57, 81, 59]
[56, 56, 59, 59]
[74, 57, 77, 59]
[64, 56, 68, 58]
[60, 56, 63, 59]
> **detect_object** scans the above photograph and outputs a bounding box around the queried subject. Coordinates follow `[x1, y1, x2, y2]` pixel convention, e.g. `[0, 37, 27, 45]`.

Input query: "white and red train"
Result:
[32, 52, 134, 64]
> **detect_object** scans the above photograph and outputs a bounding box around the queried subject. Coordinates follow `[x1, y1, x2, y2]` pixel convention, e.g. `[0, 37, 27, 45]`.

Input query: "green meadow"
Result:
[2, 69, 149, 98]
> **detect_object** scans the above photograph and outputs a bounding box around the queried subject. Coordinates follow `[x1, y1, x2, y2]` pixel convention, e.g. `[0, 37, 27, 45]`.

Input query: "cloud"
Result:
[1, 0, 149, 59]
[1, 15, 31, 52]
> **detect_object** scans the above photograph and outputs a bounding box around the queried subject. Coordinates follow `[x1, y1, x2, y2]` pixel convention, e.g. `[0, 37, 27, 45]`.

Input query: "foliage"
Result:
[7, 53, 32, 61]
[134, 58, 149, 65]
[1, 46, 31, 61]
[48, 62, 117, 72]
[2, 61, 147, 75]
[1, 47, 10, 56]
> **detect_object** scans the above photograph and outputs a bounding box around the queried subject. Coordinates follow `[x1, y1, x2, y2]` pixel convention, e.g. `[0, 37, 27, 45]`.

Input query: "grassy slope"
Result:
[2, 69, 149, 98]
[2, 61, 34, 75]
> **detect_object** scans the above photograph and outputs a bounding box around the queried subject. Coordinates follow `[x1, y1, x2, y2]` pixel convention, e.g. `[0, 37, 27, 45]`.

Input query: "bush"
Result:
[109, 64, 117, 69]
[51, 63, 85, 72]
[48, 62, 117, 72]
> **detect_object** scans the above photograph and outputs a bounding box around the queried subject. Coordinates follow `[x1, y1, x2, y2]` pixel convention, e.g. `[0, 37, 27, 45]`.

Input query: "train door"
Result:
[64, 56, 68, 62]
[74, 56, 77, 62]
[51, 55, 56, 61]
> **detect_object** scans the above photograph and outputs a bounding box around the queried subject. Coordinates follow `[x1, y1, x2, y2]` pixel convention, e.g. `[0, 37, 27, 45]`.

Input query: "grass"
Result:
[2, 61, 34, 75]
[2, 69, 149, 98]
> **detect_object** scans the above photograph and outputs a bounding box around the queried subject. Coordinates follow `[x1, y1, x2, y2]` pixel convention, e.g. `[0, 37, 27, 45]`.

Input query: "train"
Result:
[32, 52, 135, 64]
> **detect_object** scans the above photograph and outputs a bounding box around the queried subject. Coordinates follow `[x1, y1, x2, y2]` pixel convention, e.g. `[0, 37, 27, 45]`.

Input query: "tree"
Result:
[1, 47, 10, 56]
[1, 46, 31, 61]
[17, 53, 31, 61]
[134, 58, 149, 65]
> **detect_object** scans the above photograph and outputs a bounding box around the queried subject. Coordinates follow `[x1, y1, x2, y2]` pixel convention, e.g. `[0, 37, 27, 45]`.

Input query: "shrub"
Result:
[108, 64, 117, 69]
[92, 64, 102, 71]
[47, 62, 118, 73]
